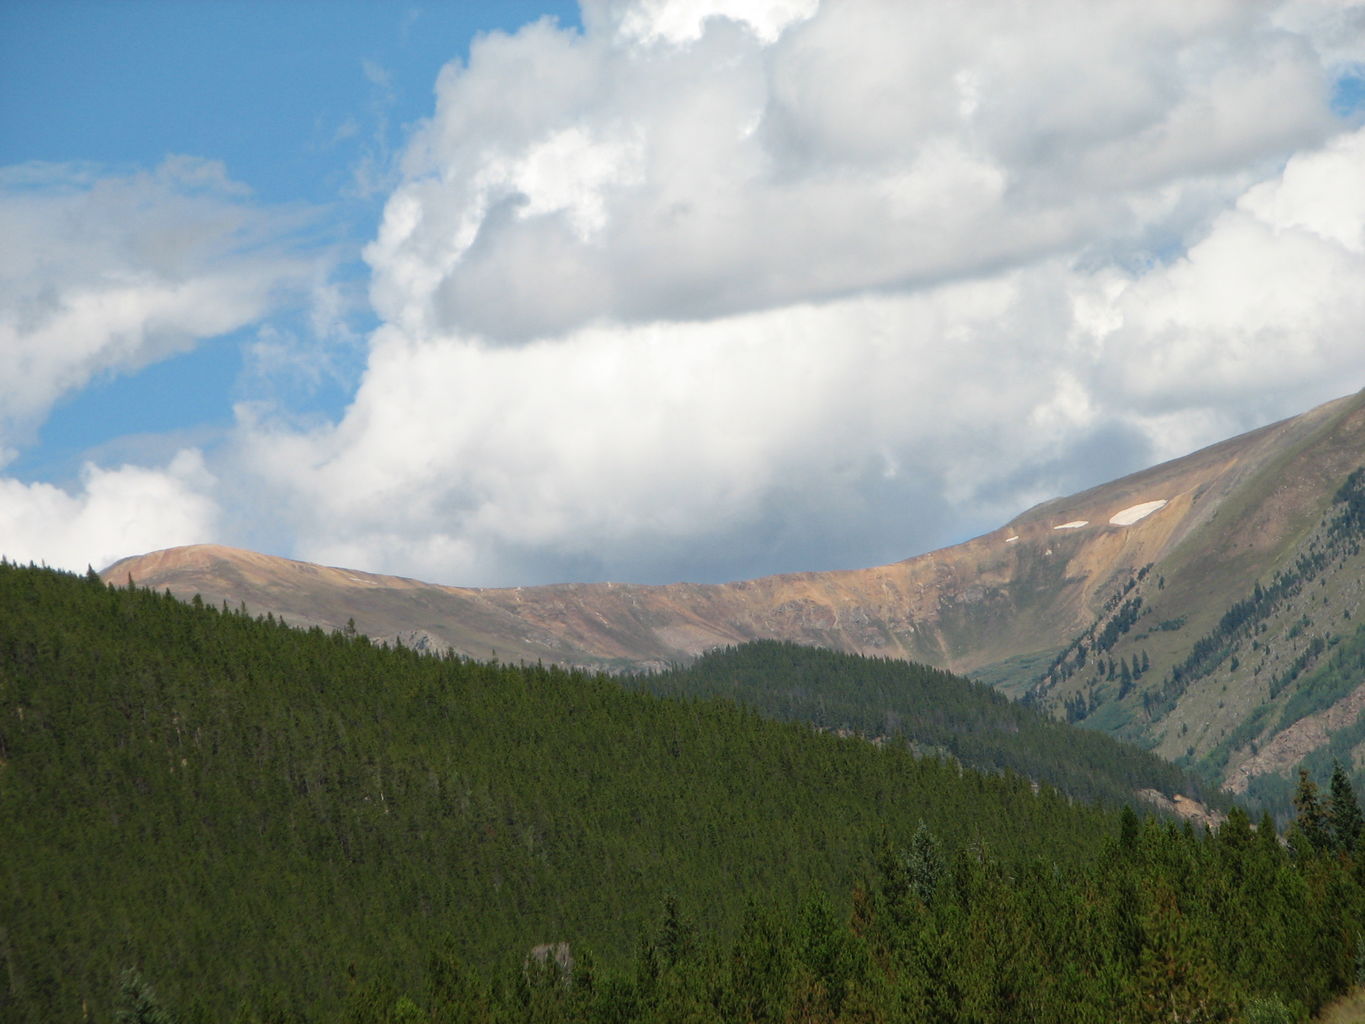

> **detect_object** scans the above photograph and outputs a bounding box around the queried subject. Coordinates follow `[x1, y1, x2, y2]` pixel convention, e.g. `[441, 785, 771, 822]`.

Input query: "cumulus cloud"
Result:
[13, 0, 1362, 587]
[218, 0, 1365, 587]
[0, 157, 315, 459]
[0, 157, 326, 570]
[238, 282, 1036, 581]
[365, 0, 1339, 346]
[1082, 126, 1365, 443]
[0, 450, 217, 573]
[583, 0, 819, 45]
[239, 112, 1365, 585]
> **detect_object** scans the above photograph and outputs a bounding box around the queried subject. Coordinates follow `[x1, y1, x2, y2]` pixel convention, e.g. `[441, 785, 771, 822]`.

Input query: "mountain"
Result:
[5, 562, 1361, 1023]
[102, 389, 1365, 802]
[0, 560, 1117, 1019]
[1008, 393, 1365, 810]
[628, 640, 1225, 816]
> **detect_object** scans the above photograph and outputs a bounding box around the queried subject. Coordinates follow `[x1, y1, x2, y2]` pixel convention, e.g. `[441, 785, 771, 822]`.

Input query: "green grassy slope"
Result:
[1011, 461, 1365, 818]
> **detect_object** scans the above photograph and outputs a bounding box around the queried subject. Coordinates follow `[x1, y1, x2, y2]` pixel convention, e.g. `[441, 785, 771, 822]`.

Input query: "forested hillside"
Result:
[3, 563, 1362, 1023]
[2, 563, 1112, 1021]
[99, 393, 1365, 811]
[633, 641, 1222, 811]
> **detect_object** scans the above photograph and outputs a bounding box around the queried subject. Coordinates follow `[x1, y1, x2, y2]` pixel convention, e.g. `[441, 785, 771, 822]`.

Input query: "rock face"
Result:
[525, 943, 574, 986]
[104, 389, 1365, 793]
[1135, 789, 1226, 831]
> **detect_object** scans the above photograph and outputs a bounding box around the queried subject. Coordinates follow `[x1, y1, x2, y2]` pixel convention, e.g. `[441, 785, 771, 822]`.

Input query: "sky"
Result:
[2, 0, 1364, 587]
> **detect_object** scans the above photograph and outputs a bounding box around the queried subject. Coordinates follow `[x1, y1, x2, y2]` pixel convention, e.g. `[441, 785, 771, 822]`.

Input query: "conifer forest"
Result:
[2, 563, 1362, 1022]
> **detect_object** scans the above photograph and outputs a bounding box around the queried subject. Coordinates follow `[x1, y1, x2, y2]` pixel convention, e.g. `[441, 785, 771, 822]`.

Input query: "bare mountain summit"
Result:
[104, 388, 1365, 796]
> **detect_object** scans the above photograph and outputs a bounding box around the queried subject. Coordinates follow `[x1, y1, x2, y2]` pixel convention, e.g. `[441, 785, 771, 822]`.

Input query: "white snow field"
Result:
[1108, 500, 1168, 526]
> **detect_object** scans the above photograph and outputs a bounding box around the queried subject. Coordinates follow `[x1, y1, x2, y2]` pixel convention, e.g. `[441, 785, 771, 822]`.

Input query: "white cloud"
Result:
[0, 157, 332, 572]
[1239, 126, 1365, 251]
[0, 450, 218, 572]
[1273, 0, 1365, 69]
[587, 0, 819, 45]
[0, 157, 315, 455]
[1087, 126, 1365, 430]
[365, 0, 1340, 348]
[228, 0, 1365, 587]
[230, 269, 1106, 583]
[15, 0, 1363, 588]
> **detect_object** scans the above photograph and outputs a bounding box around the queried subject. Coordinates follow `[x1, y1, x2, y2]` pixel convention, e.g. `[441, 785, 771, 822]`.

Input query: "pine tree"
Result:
[1120, 805, 1140, 851]
[115, 969, 178, 1024]
[654, 895, 696, 970]
[1328, 762, 1364, 856]
[1134, 887, 1236, 1024]
[725, 901, 793, 1024]
[1290, 769, 1331, 857]
[794, 888, 860, 1018]
[907, 823, 944, 906]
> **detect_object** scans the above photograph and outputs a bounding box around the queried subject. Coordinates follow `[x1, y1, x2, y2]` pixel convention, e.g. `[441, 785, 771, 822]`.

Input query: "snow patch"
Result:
[1109, 499, 1168, 526]
[1004, 535, 1019, 543]
[1053, 520, 1088, 530]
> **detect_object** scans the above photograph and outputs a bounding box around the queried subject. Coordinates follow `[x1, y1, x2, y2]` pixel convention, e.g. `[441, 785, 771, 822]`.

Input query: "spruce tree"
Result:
[1290, 769, 1331, 857]
[907, 823, 943, 907]
[1328, 762, 1364, 855]
[115, 969, 178, 1024]
[1134, 887, 1236, 1024]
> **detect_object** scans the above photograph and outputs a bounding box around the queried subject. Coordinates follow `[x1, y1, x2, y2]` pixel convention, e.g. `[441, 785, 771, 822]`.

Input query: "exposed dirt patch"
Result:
[1316, 986, 1365, 1024]
[1224, 679, 1365, 794]
[1136, 788, 1226, 830]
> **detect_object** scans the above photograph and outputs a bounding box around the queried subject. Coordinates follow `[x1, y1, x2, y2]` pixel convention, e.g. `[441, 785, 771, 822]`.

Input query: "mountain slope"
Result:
[628, 640, 1224, 816]
[101, 389, 1365, 801]
[1022, 460, 1365, 808]
[1, 562, 1122, 1021]
[105, 391, 1365, 672]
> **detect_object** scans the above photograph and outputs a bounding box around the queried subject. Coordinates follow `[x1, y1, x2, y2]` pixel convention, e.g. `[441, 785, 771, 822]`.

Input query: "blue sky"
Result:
[2, 0, 1364, 585]
[2, 2, 580, 201]
[2, 0, 579, 485]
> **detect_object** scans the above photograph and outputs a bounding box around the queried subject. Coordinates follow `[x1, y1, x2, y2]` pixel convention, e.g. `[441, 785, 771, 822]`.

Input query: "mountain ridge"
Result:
[104, 389, 1365, 674]
[100, 388, 1365, 802]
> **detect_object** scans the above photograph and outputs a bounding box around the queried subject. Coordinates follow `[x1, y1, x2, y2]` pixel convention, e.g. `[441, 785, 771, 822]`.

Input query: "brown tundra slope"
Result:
[105, 388, 1365, 794]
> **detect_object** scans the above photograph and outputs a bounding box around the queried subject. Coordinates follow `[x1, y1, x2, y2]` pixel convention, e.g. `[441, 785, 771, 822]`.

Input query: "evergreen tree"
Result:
[7, 563, 1365, 1022]
[115, 969, 179, 1024]
[1134, 887, 1236, 1024]
[1328, 761, 1364, 855]
[907, 822, 944, 907]
[1120, 805, 1140, 851]
[724, 902, 792, 1024]
[794, 888, 861, 1019]
[1290, 769, 1331, 856]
